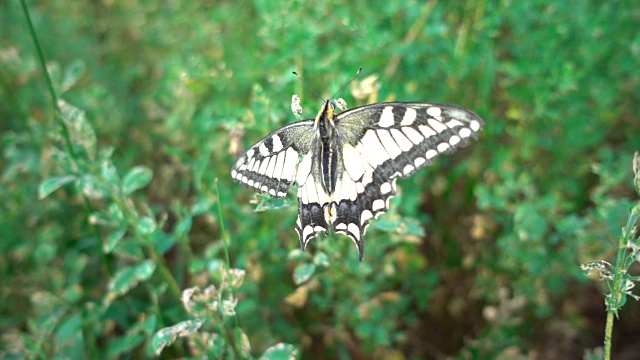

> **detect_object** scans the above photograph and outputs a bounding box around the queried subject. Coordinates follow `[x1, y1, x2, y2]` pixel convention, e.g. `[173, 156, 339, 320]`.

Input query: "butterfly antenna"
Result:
[329, 67, 362, 100]
[292, 71, 325, 102]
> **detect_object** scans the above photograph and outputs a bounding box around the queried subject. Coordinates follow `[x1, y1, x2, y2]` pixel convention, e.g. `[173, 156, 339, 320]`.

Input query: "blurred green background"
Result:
[2, 0, 640, 358]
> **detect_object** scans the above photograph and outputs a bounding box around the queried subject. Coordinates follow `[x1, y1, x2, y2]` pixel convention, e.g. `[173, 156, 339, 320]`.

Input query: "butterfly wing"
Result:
[331, 102, 485, 259]
[231, 120, 316, 197]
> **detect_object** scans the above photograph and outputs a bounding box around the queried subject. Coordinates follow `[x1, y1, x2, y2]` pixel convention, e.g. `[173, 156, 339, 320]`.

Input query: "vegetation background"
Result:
[2, 0, 639, 358]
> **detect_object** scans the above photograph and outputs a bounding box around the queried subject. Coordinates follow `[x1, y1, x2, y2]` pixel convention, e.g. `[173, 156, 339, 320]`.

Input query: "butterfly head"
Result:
[314, 100, 337, 140]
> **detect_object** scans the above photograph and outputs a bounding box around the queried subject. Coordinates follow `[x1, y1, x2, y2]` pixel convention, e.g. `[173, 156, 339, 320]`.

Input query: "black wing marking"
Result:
[231, 120, 315, 197]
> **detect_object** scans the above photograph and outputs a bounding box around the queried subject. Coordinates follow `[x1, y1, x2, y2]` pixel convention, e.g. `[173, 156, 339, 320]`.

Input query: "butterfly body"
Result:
[232, 97, 484, 260]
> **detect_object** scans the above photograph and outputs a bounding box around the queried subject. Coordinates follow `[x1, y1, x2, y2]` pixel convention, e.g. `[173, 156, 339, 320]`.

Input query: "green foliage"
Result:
[2, 0, 640, 358]
[581, 153, 640, 359]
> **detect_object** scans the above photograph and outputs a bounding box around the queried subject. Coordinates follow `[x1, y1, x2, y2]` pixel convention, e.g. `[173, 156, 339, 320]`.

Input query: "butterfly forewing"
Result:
[231, 120, 315, 197]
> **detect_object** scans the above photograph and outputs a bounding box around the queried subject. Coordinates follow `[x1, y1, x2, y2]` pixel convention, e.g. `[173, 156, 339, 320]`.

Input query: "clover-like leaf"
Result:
[122, 166, 153, 195]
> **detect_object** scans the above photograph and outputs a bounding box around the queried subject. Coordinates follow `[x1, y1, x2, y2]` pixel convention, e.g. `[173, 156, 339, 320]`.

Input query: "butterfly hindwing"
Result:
[295, 151, 331, 249]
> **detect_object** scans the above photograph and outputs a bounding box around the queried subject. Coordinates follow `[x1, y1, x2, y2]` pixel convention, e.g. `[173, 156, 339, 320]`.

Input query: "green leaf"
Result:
[58, 99, 97, 160]
[38, 175, 76, 199]
[107, 260, 156, 302]
[56, 313, 84, 359]
[104, 226, 127, 253]
[191, 198, 214, 216]
[100, 160, 120, 188]
[136, 216, 157, 235]
[107, 333, 144, 358]
[122, 166, 153, 195]
[235, 328, 252, 358]
[61, 59, 86, 92]
[254, 193, 292, 212]
[259, 343, 299, 360]
[173, 216, 192, 239]
[153, 231, 176, 255]
[78, 175, 109, 199]
[292, 263, 315, 285]
[313, 252, 329, 267]
[152, 319, 204, 355]
[107, 315, 157, 358]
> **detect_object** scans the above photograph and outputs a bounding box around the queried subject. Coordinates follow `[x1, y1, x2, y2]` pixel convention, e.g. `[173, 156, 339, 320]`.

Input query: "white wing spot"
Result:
[260, 185, 268, 192]
[380, 182, 392, 194]
[271, 135, 283, 152]
[372, 199, 386, 212]
[242, 176, 248, 183]
[282, 148, 299, 181]
[414, 157, 426, 167]
[258, 142, 269, 156]
[401, 108, 417, 125]
[269, 189, 276, 196]
[437, 142, 450, 152]
[296, 154, 313, 185]
[426, 149, 438, 159]
[247, 157, 256, 171]
[248, 179, 254, 186]
[335, 223, 347, 230]
[470, 120, 481, 132]
[390, 129, 413, 151]
[428, 119, 448, 133]
[376, 130, 402, 159]
[446, 119, 464, 128]
[258, 159, 269, 175]
[302, 226, 314, 243]
[246, 149, 255, 160]
[361, 170, 373, 188]
[231, 170, 237, 178]
[344, 175, 358, 201]
[402, 126, 424, 145]
[299, 185, 307, 203]
[347, 223, 361, 240]
[333, 177, 343, 201]
[449, 135, 461, 146]
[403, 164, 415, 175]
[305, 176, 320, 204]
[265, 156, 277, 178]
[459, 128, 472, 138]
[277, 191, 286, 197]
[359, 132, 391, 166]
[272, 151, 286, 180]
[418, 125, 437, 138]
[343, 144, 365, 181]
[361, 210, 373, 225]
[356, 182, 365, 194]
[379, 106, 395, 127]
[427, 106, 442, 118]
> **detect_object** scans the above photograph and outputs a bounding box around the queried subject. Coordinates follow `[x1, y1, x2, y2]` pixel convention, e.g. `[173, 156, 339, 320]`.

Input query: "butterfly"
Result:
[232, 76, 484, 260]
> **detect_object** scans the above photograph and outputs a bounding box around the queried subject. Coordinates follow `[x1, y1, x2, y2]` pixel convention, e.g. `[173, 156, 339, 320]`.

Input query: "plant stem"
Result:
[604, 206, 638, 359]
[603, 235, 626, 360]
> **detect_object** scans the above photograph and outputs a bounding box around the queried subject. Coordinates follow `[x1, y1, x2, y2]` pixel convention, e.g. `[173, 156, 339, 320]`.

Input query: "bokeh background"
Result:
[2, 0, 640, 358]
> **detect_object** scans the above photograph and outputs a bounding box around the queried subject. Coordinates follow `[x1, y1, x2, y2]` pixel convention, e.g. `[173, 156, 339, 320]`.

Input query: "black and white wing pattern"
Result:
[231, 121, 316, 198]
[232, 100, 484, 261]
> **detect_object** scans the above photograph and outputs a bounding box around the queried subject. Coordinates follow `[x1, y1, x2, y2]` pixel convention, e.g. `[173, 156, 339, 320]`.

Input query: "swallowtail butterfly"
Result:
[231, 76, 484, 260]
